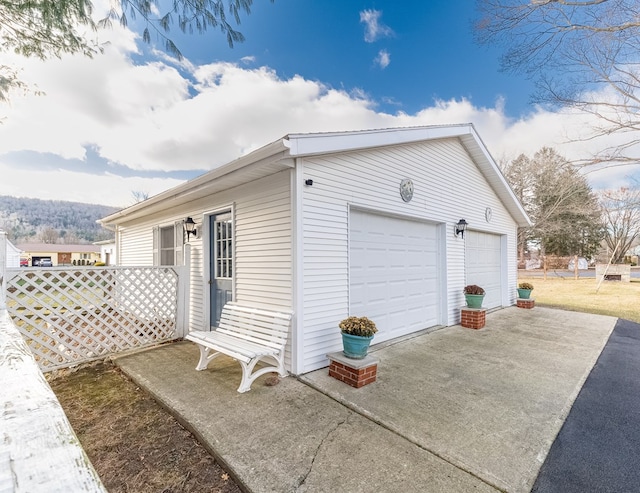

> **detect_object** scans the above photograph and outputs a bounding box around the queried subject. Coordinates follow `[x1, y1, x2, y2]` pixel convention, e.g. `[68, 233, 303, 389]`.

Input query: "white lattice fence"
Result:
[5, 266, 182, 372]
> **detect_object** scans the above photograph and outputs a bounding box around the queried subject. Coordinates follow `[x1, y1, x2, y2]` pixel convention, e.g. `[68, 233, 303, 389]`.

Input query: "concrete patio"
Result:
[113, 306, 616, 492]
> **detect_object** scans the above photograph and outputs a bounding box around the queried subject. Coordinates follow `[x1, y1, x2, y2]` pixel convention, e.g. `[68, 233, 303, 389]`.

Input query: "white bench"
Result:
[185, 303, 292, 393]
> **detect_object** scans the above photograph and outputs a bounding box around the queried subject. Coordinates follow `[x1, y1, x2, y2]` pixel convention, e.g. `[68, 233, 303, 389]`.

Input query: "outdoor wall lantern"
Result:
[184, 217, 197, 242]
[455, 219, 468, 238]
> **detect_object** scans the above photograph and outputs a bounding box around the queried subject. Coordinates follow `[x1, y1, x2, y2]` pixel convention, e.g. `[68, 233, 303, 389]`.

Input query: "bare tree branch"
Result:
[599, 186, 640, 262]
[476, 0, 640, 167]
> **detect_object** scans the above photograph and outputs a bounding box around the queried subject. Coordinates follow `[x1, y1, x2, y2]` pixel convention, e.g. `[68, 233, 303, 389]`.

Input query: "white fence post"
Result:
[0, 230, 7, 310]
[176, 243, 191, 338]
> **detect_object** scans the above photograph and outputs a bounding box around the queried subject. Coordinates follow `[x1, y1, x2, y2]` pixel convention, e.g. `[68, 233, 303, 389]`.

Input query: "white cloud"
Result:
[359, 9, 394, 43]
[0, 161, 182, 208]
[1, 19, 639, 208]
[375, 49, 391, 69]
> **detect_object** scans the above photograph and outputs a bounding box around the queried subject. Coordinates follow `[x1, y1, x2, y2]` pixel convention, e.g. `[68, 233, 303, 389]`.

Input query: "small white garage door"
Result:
[349, 210, 439, 343]
[465, 231, 503, 309]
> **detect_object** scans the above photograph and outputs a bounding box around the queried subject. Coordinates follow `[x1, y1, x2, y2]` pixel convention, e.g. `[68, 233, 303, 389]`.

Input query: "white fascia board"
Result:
[285, 124, 473, 157]
[459, 126, 532, 227]
[100, 139, 290, 226]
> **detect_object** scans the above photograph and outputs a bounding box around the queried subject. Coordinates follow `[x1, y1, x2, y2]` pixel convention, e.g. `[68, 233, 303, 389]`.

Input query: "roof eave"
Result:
[100, 138, 291, 226]
[458, 126, 532, 228]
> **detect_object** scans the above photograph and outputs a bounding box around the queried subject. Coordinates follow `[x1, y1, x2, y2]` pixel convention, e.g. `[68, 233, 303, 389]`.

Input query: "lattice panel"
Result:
[5, 267, 180, 372]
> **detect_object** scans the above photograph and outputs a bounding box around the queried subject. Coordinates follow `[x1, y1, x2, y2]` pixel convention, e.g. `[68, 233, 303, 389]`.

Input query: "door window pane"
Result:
[216, 218, 232, 279]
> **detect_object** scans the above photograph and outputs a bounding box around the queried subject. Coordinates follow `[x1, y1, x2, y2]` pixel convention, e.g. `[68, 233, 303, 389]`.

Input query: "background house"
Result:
[17, 244, 102, 266]
[100, 124, 530, 374]
[94, 239, 117, 265]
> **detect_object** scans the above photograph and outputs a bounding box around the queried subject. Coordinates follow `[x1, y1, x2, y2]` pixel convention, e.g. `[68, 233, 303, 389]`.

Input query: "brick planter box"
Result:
[517, 298, 535, 309]
[327, 352, 378, 388]
[461, 308, 486, 329]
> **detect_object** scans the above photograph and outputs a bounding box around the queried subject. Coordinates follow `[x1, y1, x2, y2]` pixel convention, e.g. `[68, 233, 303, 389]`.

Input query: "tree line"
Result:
[502, 148, 640, 266]
[0, 195, 117, 244]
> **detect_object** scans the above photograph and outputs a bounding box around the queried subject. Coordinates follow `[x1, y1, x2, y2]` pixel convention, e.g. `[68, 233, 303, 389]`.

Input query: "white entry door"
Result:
[349, 210, 440, 343]
[465, 231, 503, 309]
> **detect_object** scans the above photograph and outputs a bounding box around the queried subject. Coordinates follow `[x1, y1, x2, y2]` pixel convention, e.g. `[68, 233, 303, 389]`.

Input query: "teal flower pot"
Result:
[464, 294, 485, 309]
[517, 288, 532, 299]
[341, 332, 374, 359]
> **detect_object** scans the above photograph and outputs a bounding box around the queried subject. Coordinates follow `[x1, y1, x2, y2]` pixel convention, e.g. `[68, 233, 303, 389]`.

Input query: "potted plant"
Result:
[463, 284, 485, 308]
[339, 316, 378, 359]
[517, 282, 534, 299]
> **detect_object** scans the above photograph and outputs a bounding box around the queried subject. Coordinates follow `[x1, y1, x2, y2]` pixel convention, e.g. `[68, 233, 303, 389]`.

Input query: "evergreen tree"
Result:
[503, 147, 604, 260]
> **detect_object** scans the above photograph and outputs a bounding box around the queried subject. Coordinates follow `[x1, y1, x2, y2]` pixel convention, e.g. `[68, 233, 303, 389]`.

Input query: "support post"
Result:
[327, 352, 378, 388]
[460, 308, 487, 329]
[175, 243, 191, 338]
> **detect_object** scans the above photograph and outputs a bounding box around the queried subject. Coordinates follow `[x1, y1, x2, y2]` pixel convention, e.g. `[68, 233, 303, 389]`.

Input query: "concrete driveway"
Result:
[115, 306, 617, 492]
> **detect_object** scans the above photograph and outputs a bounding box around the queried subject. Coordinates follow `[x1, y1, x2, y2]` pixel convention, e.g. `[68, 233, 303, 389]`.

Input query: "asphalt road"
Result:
[532, 318, 640, 493]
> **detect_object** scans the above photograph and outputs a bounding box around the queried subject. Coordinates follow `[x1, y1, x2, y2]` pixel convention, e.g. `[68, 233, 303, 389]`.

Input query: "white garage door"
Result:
[349, 210, 439, 343]
[465, 231, 503, 309]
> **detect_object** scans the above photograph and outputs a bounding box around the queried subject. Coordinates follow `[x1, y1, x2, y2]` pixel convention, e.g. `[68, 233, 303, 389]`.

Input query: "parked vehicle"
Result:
[39, 259, 53, 267]
[20, 258, 28, 267]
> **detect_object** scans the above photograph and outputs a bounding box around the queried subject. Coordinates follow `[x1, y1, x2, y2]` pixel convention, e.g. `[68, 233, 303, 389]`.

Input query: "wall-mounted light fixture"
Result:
[184, 217, 197, 242]
[455, 219, 468, 238]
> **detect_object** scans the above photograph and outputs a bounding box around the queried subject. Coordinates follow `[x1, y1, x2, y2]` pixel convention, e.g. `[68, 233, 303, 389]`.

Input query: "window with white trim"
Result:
[160, 225, 175, 265]
[153, 221, 185, 266]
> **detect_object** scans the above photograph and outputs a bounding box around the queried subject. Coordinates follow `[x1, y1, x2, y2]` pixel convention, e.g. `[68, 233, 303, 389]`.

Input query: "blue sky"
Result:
[150, 0, 534, 117]
[0, 0, 634, 207]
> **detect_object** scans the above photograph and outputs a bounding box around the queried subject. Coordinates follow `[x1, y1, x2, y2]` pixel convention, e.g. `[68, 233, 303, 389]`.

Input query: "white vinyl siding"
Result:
[118, 227, 154, 266]
[234, 176, 292, 312]
[300, 138, 518, 372]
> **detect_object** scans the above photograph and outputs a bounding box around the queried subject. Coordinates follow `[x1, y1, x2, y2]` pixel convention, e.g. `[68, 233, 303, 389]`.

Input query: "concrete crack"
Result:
[296, 415, 348, 490]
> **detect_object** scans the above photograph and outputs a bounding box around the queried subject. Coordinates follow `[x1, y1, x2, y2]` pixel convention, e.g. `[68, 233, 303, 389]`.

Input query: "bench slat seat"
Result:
[185, 303, 292, 393]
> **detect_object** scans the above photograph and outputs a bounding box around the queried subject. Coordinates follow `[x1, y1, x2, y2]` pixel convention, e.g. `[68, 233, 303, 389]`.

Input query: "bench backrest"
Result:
[217, 302, 292, 350]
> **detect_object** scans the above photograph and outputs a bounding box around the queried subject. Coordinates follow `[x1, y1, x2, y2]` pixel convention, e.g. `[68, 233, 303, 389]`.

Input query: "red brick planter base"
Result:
[327, 352, 378, 388]
[517, 298, 535, 309]
[461, 308, 486, 329]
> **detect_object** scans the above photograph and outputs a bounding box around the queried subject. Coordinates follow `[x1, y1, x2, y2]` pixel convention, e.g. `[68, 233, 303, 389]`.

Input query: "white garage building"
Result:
[100, 124, 530, 374]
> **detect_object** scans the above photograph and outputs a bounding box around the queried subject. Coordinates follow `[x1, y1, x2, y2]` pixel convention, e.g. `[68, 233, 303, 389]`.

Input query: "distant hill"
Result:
[0, 195, 119, 244]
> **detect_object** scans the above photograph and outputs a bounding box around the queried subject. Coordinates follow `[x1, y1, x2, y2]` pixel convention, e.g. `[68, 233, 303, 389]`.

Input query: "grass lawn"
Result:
[518, 275, 640, 323]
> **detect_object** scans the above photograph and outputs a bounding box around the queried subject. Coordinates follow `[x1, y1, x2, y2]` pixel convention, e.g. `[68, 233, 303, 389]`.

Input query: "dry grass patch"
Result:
[519, 276, 640, 323]
[49, 362, 241, 493]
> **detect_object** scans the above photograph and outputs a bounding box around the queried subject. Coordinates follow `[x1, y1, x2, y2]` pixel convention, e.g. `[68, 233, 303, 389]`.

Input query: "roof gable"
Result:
[101, 124, 531, 227]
